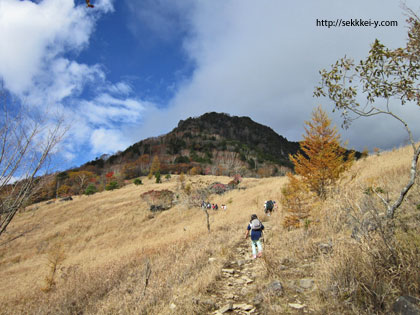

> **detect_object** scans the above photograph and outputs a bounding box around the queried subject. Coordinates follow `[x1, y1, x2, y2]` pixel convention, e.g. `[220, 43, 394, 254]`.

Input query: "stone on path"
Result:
[299, 278, 314, 289]
[237, 260, 246, 267]
[219, 303, 233, 313]
[392, 295, 420, 315]
[224, 293, 235, 300]
[266, 280, 283, 297]
[241, 276, 253, 284]
[253, 294, 264, 306]
[209, 257, 217, 263]
[222, 268, 235, 274]
[233, 303, 254, 311]
[289, 303, 306, 310]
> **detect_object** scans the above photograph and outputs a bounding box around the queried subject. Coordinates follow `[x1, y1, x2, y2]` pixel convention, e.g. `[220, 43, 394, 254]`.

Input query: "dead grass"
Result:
[1, 145, 418, 314]
[0, 175, 286, 314]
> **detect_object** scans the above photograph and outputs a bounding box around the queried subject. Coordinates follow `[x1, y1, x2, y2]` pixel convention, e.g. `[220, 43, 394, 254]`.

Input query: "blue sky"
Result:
[1, 0, 419, 170]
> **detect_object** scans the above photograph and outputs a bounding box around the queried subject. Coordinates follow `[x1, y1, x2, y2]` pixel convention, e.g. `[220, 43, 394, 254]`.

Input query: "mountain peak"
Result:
[84, 112, 300, 177]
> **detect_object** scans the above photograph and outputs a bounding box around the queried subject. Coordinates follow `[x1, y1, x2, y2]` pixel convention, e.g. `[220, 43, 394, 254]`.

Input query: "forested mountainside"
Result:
[85, 112, 300, 177]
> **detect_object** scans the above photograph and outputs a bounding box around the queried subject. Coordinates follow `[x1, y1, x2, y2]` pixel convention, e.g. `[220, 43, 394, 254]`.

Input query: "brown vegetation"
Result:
[0, 145, 418, 314]
[0, 174, 285, 314]
[282, 107, 353, 228]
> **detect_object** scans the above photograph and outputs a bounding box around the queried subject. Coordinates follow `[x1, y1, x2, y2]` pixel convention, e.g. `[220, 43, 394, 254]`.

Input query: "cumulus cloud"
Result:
[90, 128, 130, 154]
[0, 0, 155, 161]
[0, 0, 96, 94]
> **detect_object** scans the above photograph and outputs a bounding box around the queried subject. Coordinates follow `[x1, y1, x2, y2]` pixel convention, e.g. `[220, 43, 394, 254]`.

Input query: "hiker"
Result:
[264, 200, 275, 216]
[245, 214, 264, 259]
[221, 204, 227, 210]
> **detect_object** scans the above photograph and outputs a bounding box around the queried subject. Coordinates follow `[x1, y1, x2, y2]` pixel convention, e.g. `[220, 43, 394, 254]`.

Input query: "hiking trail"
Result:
[206, 222, 270, 315]
[206, 220, 318, 314]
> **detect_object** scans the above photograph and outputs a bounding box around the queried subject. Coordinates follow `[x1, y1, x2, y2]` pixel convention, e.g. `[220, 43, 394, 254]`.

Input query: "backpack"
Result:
[266, 200, 274, 211]
[250, 219, 262, 230]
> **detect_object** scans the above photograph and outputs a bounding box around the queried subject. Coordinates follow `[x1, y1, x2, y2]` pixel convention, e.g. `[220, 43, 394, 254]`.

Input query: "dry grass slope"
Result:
[0, 144, 419, 314]
[0, 175, 286, 314]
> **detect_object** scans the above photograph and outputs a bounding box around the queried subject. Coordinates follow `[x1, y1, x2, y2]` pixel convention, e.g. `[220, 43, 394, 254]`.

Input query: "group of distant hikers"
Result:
[201, 201, 227, 211]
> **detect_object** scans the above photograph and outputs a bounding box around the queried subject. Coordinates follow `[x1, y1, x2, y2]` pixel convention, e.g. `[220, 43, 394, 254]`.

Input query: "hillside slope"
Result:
[1, 144, 418, 314]
[0, 174, 287, 314]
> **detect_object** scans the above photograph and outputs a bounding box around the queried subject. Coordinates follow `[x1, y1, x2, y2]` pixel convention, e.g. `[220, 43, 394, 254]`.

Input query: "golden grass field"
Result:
[0, 144, 419, 314]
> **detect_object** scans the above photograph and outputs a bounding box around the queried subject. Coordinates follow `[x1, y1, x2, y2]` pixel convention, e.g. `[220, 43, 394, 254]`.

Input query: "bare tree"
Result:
[0, 90, 67, 236]
[314, 11, 420, 219]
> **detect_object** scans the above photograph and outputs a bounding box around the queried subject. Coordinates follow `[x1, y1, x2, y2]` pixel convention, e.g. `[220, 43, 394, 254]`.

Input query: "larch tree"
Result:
[282, 106, 352, 228]
[148, 155, 160, 179]
[290, 106, 353, 200]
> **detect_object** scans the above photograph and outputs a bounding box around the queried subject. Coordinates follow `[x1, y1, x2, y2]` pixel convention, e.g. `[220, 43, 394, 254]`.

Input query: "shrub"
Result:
[232, 174, 242, 185]
[179, 172, 185, 188]
[105, 181, 119, 191]
[57, 184, 71, 197]
[141, 189, 174, 211]
[184, 183, 192, 195]
[133, 178, 142, 185]
[189, 166, 201, 175]
[84, 184, 97, 195]
[209, 182, 229, 195]
[281, 174, 313, 228]
[165, 174, 171, 181]
[174, 156, 190, 164]
[154, 171, 161, 183]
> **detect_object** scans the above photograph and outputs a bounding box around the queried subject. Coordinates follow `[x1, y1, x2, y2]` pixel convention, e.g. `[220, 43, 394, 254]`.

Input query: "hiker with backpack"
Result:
[245, 214, 264, 259]
[264, 200, 275, 216]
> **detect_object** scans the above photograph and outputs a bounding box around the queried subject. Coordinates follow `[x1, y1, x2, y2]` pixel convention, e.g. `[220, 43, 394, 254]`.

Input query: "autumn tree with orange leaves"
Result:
[291, 106, 354, 199]
[148, 156, 160, 179]
[282, 106, 353, 227]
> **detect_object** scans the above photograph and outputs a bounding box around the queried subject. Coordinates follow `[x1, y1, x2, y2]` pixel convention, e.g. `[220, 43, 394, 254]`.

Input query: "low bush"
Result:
[84, 184, 97, 195]
[105, 181, 119, 191]
[141, 189, 174, 211]
[209, 182, 229, 195]
[154, 171, 161, 183]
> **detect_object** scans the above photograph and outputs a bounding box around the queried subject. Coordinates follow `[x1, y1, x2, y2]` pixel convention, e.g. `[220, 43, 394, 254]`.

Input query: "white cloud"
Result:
[81, 93, 147, 126]
[128, 0, 420, 151]
[0, 0, 155, 161]
[107, 82, 133, 96]
[0, 0, 97, 94]
[90, 128, 130, 154]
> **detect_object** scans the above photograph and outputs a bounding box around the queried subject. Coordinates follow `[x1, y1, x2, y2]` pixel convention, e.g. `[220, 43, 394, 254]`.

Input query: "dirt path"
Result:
[207, 223, 271, 315]
[206, 221, 319, 314]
